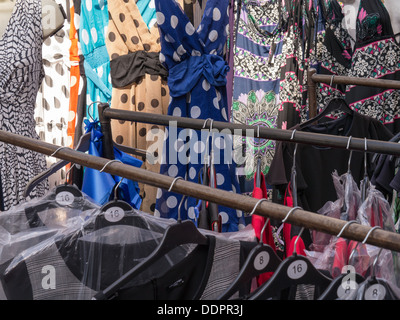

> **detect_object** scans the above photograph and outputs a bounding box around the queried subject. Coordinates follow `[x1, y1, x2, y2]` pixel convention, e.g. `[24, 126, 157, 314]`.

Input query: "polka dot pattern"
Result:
[106, 0, 171, 215]
[154, 0, 243, 232]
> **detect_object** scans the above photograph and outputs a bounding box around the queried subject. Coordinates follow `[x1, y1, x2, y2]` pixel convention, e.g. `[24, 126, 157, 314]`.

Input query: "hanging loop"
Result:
[99, 159, 122, 173]
[349, 226, 382, 262]
[64, 163, 76, 184]
[330, 75, 335, 87]
[347, 135, 353, 173]
[114, 177, 125, 200]
[372, 247, 384, 278]
[168, 176, 183, 192]
[177, 195, 187, 223]
[290, 129, 297, 141]
[282, 206, 302, 223]
[336, 220, 358, 238]
[249, 198, 268, 216]
[50, 146, 69, 157]
[260, 217, 271, 245]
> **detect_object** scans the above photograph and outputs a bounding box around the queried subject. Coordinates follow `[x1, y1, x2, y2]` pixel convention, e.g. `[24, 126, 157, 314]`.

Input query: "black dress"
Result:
[345, 0, 400, 134]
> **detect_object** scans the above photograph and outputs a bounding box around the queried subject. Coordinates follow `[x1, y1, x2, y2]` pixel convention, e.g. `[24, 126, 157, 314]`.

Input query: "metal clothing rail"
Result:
[97, 103, 400, 159]
[1, 128, 400, 252]
[307, 68, 400, 119]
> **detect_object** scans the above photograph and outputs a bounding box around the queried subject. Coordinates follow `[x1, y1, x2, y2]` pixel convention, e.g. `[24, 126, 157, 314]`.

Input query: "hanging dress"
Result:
[345, 0, 400, 134]
[231, 0, 282, 193]
[0, 0, 49, 211]
[154, 0, 244, 232]
[314, 0, 353, 116]
[79, 0, 112, 121]
[34, 0, 71, 189]
[105, 0, 169, 214]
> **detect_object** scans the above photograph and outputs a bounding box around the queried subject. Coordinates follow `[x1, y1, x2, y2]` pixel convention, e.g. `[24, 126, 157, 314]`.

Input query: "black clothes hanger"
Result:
[92, 219, 209, 300]
[92, 179, 209, 300]
[358, 248, 400, 300]
[23, 132, 91, 198]
[299, 97, 354, 130]
[248, 221, 332, 300]
[217, 199, 282, 300]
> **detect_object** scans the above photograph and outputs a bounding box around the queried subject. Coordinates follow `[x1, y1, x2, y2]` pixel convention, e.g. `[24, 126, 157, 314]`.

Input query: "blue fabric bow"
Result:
[81, 120, 143, 209]
[167, 54, 230, 97]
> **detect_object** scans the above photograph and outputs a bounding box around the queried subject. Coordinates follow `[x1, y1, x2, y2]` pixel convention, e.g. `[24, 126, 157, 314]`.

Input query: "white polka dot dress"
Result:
[154, 0, 244, 232]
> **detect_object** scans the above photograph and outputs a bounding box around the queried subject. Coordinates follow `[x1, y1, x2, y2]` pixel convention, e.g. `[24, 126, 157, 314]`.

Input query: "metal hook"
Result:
[336, 220, 358, 238]
[282, 206, 302, 223]
[293, 227, 305, 255]
[349, 226, 382, 263]
[99, 159, 122, 173]
[260, 217, 271, 245]
[330, 75, 335, 87]
[177, 195, 187, 223]
[50, 146, 69, 157]
[87, 100, 103, 122]
[372, 247, 384, 278]
[114, 177, 125, 201]
[249, 198, 268, 216]
[202, 118, 214, 130]
[347, 136, 353, 173]
[290, 129, 297, 141]
[257, 125, 260, 138]
[364, 137, 368, 173]
[64, 163, 76, 184]
[168, 176, 183, 192]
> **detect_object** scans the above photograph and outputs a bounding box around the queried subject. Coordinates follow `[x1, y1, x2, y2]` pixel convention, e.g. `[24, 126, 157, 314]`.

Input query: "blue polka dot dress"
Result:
[154, 0, 244, 232]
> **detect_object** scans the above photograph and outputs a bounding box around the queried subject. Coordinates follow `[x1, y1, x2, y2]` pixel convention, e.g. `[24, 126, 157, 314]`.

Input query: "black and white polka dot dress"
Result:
[0, 0, 49, 210]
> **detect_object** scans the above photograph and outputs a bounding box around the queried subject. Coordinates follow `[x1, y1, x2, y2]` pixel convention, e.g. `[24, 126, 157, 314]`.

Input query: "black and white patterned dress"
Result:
[0, 0, 48, 211]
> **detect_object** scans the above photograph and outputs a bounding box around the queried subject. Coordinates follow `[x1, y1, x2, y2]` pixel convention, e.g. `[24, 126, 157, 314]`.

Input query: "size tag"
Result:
[55, 191, 75, 206]
[287, 260, 307, 280]
[337, 280, 358, 299]
[104, 206, 125, 222]
[364, 284, 386, 300]
[254, 251, 270, 271]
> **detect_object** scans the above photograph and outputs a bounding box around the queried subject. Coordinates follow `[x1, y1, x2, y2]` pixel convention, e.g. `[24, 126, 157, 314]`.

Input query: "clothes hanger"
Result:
[358, 247, 400, 300]
[23, 132, 91, 198]
[91, 179, 209, 300]
[247, 206, 332, 300]
[317, 220, 366, 300]
[217, 198, 282, 300]
[248, 139, 332, 300]
[360, 138, 370, 202]
[200, 118, 220, 231]
[300, 77, 353, 130]
[255, 126, 262, 188]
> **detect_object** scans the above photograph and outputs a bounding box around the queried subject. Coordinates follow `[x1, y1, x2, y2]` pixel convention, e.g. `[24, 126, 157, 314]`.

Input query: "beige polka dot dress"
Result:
[106, 0, 171, 214]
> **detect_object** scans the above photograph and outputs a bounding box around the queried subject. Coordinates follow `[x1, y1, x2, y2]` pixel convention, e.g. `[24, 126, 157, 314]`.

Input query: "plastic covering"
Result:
[306, 171, 400, 296]
[0, 187, 256, 300]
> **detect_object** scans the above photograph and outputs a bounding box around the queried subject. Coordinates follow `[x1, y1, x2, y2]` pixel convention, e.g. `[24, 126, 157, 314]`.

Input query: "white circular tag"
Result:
[287, 260, 307, 280]
[254, 251, 270, 271]
[104, 206, 125, 222]
[337, 280, 358, 299]
[56, 191, 75, 206]
[364, 284, 386, 300]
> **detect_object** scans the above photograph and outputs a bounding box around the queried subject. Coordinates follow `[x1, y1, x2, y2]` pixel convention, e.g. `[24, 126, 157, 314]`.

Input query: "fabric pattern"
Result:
[79, 0, 112, 121]
[106, 0, 169, 214]
[231, 0, 282, 185]
[0, 0, 49, 211]
[35, 0, 71, 189]
[154, 0, 244, 232]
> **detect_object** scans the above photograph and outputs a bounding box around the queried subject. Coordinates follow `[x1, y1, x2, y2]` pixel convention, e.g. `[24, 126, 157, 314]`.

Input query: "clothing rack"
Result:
[307, 68, 400, 119]
[97, 103, 400, 161]
[1, 128, 400, 253]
